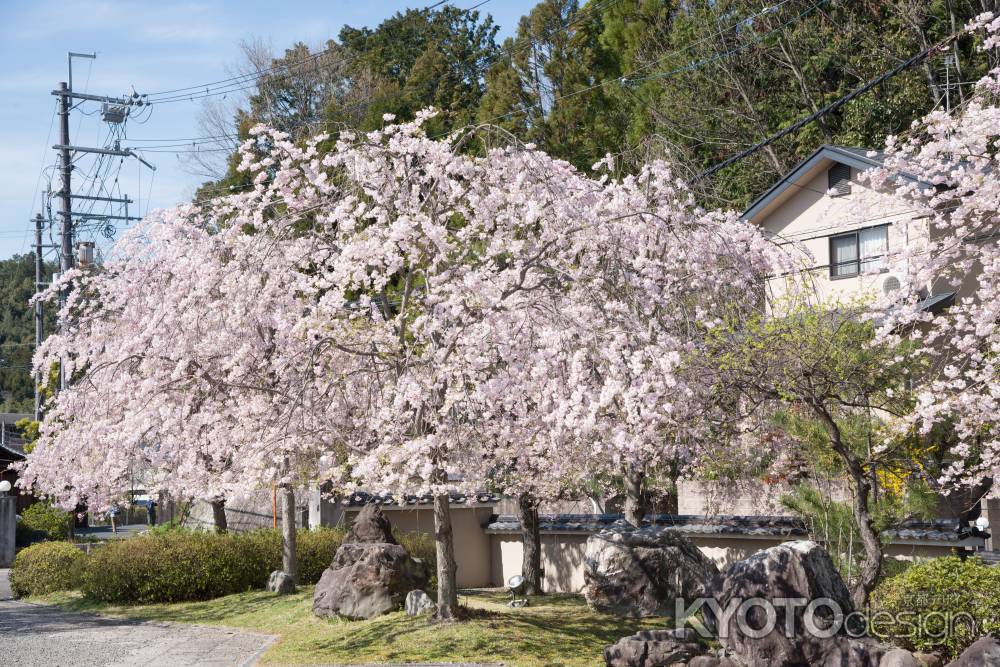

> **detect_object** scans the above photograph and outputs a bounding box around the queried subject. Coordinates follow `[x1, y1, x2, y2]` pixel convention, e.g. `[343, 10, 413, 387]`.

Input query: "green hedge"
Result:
[12, 525, 433, 605]
[9, 541, 87, 597]
[872, 556, 1000, 659]
[20, 501, 72, 541]
[298, 527, 345, 584]
[79, 527, 346, 603]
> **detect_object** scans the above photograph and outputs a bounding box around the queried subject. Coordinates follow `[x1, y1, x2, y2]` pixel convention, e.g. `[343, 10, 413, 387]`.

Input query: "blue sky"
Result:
[0, 1, 534, 260]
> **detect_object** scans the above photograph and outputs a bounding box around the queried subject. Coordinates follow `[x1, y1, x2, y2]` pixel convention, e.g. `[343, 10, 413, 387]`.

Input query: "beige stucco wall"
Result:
[677, 479, 851, 516]
[490, 533, 589, 593]
[344, 505, 495, 588]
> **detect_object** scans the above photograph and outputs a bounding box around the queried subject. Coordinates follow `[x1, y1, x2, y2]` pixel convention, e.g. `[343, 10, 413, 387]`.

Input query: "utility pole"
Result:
[56, 82, 73, 319]
[46, 53, 152, 393]
[33, 214, 45, 421]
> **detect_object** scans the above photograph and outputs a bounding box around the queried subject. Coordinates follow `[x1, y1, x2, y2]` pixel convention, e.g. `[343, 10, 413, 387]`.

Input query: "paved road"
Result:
[0, 569, 275, 667]
[76, 523, 149, 540]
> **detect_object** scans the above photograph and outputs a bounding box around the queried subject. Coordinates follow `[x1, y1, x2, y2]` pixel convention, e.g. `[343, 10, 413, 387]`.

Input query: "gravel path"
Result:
[0, 569, 275, 667]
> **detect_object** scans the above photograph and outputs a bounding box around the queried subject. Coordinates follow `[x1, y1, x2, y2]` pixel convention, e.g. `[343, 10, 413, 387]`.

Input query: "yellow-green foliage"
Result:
[872, 556, 1000, 659]
[9, 541, 86, 597]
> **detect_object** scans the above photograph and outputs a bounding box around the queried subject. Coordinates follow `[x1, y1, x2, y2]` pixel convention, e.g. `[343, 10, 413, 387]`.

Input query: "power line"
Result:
[695, 32, 960, 180]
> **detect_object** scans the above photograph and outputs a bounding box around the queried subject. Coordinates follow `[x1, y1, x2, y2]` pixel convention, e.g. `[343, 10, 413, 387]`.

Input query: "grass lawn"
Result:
[35, 587, 664, 666]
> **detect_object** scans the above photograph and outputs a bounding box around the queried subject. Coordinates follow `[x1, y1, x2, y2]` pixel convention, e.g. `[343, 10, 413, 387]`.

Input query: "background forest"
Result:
[194, 0, 999, 207]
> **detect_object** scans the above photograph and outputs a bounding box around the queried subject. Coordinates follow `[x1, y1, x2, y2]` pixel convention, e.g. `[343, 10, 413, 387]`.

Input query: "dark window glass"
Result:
[829, 225, 888, 278]
[830, 233, 859, 277]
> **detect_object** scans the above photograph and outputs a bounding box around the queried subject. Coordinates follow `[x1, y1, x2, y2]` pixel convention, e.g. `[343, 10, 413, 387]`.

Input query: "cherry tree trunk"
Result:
[623, 467, 647, 527]
[281, 485, 298, 585]
[210, 498, 228, 533]
[517, 492, 543, 595]
[434, 492, 459, 620]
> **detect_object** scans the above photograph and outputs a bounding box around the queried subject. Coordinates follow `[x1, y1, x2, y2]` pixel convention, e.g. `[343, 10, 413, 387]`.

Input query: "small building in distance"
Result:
[0, 413, 32, 513]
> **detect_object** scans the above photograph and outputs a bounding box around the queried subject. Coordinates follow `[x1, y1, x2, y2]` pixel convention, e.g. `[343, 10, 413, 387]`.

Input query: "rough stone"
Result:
[313, 542, 430, 620]
[687, 657, 739, 667]
[345, 503, 397, 544]
[880, 648, 922, 667]
[405, 589, 435, 616]
[266, 569, 296, 594]
[584, 525, 719, 618]
[705, 540, 881, 667]
[603, 629, 706, 667]
[913, 652, 943, 667]
[946, 634, 1000, 666]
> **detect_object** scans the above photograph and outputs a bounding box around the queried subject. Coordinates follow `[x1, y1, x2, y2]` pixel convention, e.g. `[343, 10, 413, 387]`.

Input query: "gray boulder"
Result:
[584, 525, 719, 618]
[946, 635, 1000, 666]
[880, 648, 922, 667]
[405, 589, 435, 616]
[603, 629, 706, 667]
[313, 542, 430, 620]
[346, 503, 397, 545]
[706, 540, 883, 667]
[687, 657, 739, 667]
[266, 569, 297, 594]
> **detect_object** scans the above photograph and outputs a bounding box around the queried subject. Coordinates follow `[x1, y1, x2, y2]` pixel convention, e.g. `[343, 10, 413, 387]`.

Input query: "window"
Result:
[829, 226, 888, 278]
[828, 163, 851, 196]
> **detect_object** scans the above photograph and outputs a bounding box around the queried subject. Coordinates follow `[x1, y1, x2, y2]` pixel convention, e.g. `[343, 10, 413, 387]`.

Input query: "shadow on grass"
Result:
[44, 588, 661, 666]
[297, 593, 662, 665]
[50, 589, 313, 627]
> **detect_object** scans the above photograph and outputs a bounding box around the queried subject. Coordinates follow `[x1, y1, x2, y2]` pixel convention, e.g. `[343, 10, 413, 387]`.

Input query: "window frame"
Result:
[828, 224, 889, 280]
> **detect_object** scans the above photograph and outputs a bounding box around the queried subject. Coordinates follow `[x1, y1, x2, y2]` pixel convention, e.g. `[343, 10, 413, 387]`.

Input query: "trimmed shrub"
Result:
[297, 527, 345, 584]
[80, 531, 272, 603]
[871, 556, 1000, 659]
[78, 527, 345, 603]
[20, 501, 72, 541]
[9, 541, 87, 597]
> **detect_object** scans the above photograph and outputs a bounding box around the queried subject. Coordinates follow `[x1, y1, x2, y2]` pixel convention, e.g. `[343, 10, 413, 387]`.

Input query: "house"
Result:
[0, 413, 33, 513]
[741, 144, 954, 313]
[740, 144, 1000, 549]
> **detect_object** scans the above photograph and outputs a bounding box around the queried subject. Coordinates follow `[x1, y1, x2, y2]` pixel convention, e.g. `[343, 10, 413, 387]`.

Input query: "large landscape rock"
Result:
[312, 504, 429, 620]
[705, 540, 884, 667]
[345, 502, 397, 545]
[603, 629, 707, 667]
[946, 634, 1000, 666]
[584, 525, 719, 618]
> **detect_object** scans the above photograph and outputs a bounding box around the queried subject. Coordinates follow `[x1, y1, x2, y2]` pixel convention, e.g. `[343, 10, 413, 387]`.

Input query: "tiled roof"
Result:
[341, 490, 503, 507]
[485, 513, 987, 545]
[486, 513, 807, 538]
